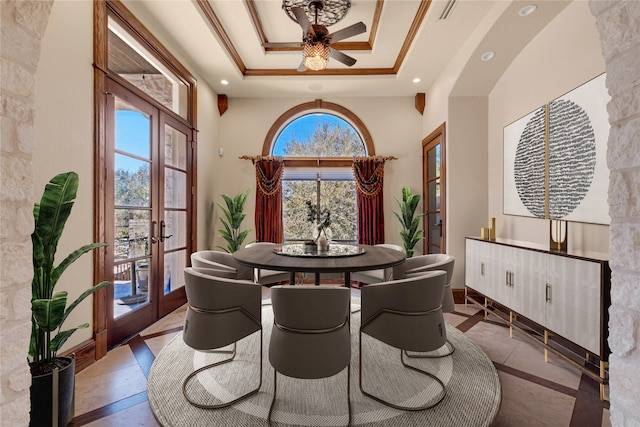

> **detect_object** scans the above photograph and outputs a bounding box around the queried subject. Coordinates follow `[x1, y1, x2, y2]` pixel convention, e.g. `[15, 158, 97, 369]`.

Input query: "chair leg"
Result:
[359, 331, 446, 411]
[269, 366, 351, 426]
[403, 339, 455, 359]
[182, 328, 263, 409]
[268, 370, 278, 427]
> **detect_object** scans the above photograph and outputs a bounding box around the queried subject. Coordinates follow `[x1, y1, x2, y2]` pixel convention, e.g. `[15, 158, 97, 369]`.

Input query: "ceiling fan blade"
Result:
[329, 47, 357, 67]
[297, 61, 308, 72]
[292, 6, 314, 37]
[262, 42, 303, 48]
[328, 22, 366, 43]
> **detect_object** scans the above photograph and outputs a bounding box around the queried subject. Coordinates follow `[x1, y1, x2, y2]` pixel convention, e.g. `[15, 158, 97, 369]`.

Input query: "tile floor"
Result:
[70, 287, 611, 426]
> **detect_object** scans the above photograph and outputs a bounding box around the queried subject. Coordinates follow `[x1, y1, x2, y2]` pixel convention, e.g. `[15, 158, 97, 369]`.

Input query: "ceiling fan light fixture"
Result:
[303, 41, 330, 71]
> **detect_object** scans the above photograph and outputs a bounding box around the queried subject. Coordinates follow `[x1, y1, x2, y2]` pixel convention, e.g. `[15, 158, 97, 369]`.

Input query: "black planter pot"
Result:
[30, 355, 75, 427]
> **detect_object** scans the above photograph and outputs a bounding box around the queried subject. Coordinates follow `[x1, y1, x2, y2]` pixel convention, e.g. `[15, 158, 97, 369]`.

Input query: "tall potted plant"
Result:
[394, 186, 425, 258]
[29, 172, 110, 427]
[217, 187, 253, 253]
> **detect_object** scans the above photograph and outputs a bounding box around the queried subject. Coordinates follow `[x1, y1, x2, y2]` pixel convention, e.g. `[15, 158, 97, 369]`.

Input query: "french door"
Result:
[105, 79, 192, 347]
[422, 123, 446, 254]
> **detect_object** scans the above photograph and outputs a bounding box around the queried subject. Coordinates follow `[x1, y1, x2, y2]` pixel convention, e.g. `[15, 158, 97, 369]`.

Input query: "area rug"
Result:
[148, 300, 501, 426]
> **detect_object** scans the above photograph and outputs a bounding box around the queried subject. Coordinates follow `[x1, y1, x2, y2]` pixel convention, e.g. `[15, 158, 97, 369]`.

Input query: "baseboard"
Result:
[61, 339, 96, 374]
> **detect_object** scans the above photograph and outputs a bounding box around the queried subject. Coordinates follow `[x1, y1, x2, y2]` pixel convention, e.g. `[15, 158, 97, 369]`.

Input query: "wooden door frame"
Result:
[94, 0, 197, 360]
[422, 123, 446, 254]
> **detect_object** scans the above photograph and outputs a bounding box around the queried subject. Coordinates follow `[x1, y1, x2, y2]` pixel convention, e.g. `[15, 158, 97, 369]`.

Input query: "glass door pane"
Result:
[113, 102, 152, 318]
[158, 117, 190, 316]
[423, 127, 445, 255]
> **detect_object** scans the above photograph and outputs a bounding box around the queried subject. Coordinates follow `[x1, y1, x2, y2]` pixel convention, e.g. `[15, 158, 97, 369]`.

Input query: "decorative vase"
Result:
[30, 355, 75, 427]
[317, 235, 329, 251]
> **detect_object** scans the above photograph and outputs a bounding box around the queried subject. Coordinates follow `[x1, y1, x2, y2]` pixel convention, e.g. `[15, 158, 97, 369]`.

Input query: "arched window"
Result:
[273, 113, 366, 157]
[263, 101, 373, 243]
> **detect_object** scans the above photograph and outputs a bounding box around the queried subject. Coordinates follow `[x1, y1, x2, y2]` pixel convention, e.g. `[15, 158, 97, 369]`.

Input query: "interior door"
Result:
[106, 79, 189, 347]
[422, 124, 446, 254]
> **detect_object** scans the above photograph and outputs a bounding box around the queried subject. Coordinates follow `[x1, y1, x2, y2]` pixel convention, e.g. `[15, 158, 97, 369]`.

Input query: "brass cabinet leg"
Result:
[544, 330, 549, 363]
[484, 297, 488, 320]
[600, 361, 609, 401]
[509, 311, 513, 338]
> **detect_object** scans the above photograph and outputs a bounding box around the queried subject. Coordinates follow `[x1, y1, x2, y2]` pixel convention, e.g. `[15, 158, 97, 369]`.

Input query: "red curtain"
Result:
[353, 157, 385, 245]
[255, 157, 284, 243]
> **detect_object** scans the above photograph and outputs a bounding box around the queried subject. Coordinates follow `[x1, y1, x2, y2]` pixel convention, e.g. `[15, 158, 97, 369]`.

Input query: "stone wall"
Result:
[0, 1, 53, 425]
[590, 1, 640, 426]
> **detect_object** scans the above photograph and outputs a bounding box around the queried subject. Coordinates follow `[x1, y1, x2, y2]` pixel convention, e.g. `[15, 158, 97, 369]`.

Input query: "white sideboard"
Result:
[464, 237, 610, 397]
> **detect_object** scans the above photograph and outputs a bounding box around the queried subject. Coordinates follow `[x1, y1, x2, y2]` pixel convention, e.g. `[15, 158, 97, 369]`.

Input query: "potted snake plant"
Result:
[29, 172, 109, 426]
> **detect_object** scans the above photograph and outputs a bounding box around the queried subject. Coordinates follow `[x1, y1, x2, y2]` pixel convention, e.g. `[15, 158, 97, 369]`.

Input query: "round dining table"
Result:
[233, 243, 406, 286]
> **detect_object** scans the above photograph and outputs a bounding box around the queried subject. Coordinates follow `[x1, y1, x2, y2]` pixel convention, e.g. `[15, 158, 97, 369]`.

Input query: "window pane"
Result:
[321, 180, 356, 241]
[283, 180, 317, 241]
[428, 179, 440, 211]
[164, 124, 187, 169]
[114, 209, 150, 261]
[164, 250, 186, 295]
[108, 17, 188, 119]
[273, 113, 366, 156]
[115, 108, 150, 159]
[115, 155, 150, 207]
[165, 168, 186, 209]
[428, 212, 441, 246]
[427, 145, 440, 179]
[163, 210, 187, 250]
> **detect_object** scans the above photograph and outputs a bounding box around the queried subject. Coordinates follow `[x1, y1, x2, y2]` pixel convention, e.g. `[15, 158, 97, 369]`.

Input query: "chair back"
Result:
[190, 250, 253, 280]
[183, 267, 261, 351]
[361, 271, 447, 353]
[269, 286, 351, 379]
[398, 254, 455, 312]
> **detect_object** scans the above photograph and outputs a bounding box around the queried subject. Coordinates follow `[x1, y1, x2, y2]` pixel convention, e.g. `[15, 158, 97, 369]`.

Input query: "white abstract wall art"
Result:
[503, 74, 610, 225]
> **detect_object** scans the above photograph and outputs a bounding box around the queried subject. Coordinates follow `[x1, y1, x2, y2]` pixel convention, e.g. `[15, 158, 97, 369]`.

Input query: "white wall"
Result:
[488, 1, 608, 252]
[34, 0, 95, 348]
[213, 96, 422, 251]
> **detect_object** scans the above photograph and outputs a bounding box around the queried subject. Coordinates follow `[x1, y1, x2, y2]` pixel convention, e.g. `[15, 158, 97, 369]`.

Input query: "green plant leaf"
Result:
[236, 229, 251, 248]
[29, 172, 110, 365]
[32, 292, 68, 333]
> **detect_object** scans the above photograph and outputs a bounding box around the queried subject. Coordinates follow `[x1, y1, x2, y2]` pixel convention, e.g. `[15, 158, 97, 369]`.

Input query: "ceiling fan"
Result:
[263, 0, 367, 71]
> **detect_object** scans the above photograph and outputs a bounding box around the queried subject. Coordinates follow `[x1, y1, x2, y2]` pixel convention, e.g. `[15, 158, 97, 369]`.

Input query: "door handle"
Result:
[545, 283, 551, 303]
[160, 220, 173, 242]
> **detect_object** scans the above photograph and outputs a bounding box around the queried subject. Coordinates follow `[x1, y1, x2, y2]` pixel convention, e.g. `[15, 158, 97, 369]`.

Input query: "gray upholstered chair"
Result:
[182, 267, 262, 409]
[392, 254, 456, 357]
[190, 250, 253, 280]
[359, 271, 448, 410]
[245, 242, 291, 285]
[268, 286, 351, 426]
[351, 243, 404, 285]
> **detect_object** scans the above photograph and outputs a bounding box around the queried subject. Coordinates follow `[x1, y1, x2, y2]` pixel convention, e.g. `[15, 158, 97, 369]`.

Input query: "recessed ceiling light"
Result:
[412, 78, 421, 84]
[308, 83, 322, 91]
[481, 51, 495, 61]
[220, 79, 229, 85]
[519, 4, 537, 17]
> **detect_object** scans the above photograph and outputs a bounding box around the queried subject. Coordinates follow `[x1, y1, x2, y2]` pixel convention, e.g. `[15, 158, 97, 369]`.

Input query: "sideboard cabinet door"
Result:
[545, 256, 601, 354]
